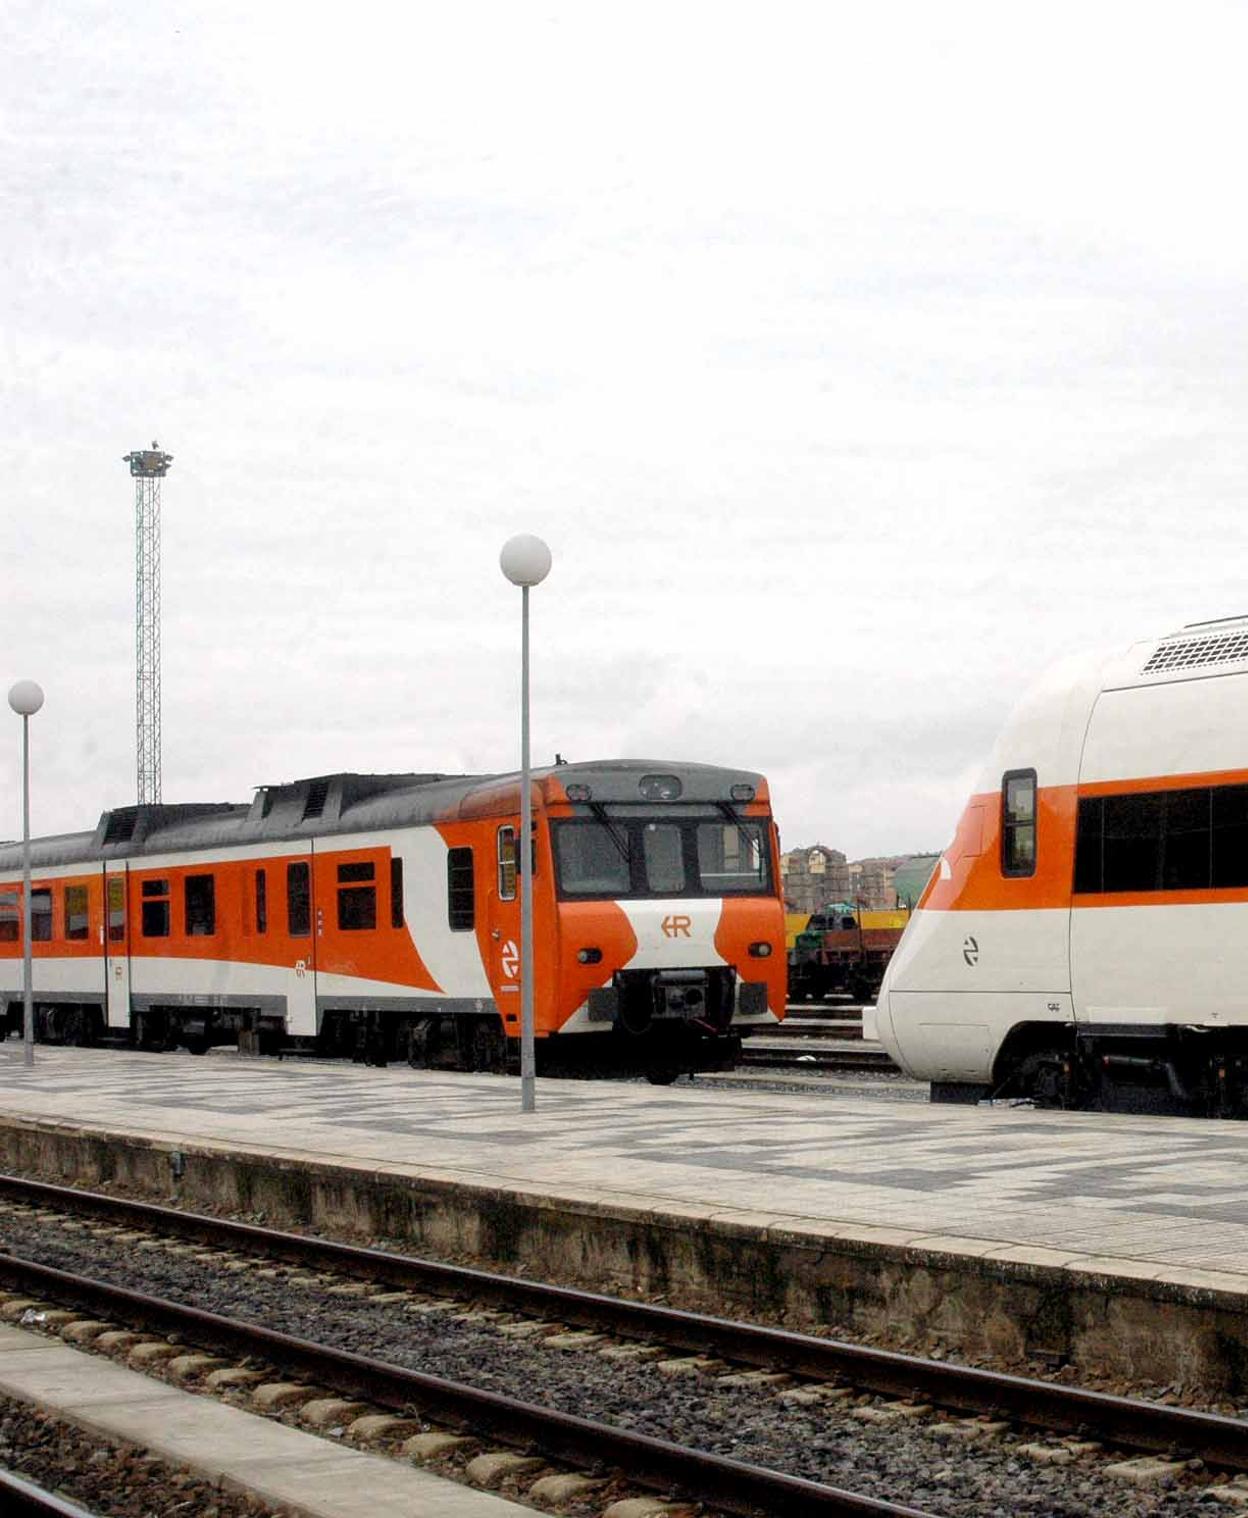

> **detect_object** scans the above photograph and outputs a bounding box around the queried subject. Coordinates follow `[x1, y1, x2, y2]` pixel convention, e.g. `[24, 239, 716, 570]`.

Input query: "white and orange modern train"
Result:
[875, 616, 1248, 1114]
[0, 760, 785, 1080]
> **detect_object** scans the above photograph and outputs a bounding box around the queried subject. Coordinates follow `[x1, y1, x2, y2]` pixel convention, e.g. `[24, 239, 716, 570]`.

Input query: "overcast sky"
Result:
[4, 2, 1247, 859]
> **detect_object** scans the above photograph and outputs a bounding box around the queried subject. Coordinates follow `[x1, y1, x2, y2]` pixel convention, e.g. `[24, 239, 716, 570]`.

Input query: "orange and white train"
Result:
[0, 760, 785, 1080]
[875, 617, 1248, 1115]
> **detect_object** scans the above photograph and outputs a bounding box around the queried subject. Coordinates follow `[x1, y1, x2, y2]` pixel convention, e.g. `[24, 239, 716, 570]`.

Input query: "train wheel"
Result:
[136, 1011, 175, 1053]
[470, 1019, 507, 1073]
[406, 1018, 436, 1069]
[1018, 1049, 1080, 1109]
[59, 1008, 90, 1047]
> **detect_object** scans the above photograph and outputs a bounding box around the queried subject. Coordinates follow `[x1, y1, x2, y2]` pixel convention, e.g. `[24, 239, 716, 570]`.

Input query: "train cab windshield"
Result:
[553, 812, 771, 899]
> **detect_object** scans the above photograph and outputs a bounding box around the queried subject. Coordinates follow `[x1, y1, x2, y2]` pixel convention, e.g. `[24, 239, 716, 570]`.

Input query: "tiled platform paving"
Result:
[0, 1047, 1243, 1284]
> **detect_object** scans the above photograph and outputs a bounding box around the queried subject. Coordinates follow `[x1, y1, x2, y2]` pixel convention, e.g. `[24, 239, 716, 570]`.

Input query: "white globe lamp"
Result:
[8, 681, 44, 717]
[500, 534, 552, 589]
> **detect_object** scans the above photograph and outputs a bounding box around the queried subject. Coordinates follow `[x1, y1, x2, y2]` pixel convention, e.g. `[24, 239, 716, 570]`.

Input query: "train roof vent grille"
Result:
[102, 808, 139, 846]
[1143, 631, 1248, 675]
[302, 779, 331, 821]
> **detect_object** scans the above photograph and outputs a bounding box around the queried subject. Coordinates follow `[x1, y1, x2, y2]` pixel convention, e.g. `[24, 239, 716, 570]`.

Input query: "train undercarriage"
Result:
[2, 966, 746, 1084]
[933, 1021, 1248, 1118]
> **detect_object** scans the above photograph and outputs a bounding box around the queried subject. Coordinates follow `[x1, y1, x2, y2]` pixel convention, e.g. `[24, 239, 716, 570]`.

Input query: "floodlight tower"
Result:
[122, 441, 174, 804]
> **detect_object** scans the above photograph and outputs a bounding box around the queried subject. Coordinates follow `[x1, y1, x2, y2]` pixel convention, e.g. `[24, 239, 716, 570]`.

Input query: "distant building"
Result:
[847, 856, 898, 911]
[780, 845, 850, 913]
[783, 847, 942, 913]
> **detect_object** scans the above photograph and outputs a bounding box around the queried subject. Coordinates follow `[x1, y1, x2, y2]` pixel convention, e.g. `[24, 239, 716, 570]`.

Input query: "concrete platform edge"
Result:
[1, 1112, 1246, 1394]
[0, 1321, 531, 1517]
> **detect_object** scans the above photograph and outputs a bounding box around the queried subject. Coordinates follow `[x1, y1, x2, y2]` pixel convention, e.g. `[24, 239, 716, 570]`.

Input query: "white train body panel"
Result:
[879, 618, 1248, 1104]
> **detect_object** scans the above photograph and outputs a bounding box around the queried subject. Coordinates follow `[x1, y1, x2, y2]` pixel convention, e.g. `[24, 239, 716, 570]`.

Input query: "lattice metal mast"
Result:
[122, 442, 173, 804]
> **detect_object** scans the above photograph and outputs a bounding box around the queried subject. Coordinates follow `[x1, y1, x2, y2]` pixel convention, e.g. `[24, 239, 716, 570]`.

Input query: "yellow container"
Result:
[858, 908, 909, 931]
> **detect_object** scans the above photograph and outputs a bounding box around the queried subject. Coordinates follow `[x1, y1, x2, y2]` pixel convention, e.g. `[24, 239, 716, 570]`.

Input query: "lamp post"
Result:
[499, 534, 552, 1114]
[8, 680, 44, 1069]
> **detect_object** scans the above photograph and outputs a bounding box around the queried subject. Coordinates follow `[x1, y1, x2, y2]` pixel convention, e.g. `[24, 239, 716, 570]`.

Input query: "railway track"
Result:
[743, 1002, 900, 1073]
[0, 1249, 929, 1518]
[0, 1470, 101, 1518]
[1, 1173, 1247, 1500]
[739, 1042, 897, 1072]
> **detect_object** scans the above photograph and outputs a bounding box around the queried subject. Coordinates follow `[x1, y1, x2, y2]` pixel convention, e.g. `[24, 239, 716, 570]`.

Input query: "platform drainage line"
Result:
[0, 1252, 932, 1518]
[4, 1172, 1248, 1470]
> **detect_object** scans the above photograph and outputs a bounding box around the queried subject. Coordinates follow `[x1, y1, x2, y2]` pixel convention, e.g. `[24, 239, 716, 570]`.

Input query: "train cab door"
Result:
[485, 824, 522, 1038]
[102, 864, 131, 1035]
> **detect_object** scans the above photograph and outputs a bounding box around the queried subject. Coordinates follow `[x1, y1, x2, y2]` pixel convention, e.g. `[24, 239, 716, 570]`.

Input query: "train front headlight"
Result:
[748, 941, 772, 957]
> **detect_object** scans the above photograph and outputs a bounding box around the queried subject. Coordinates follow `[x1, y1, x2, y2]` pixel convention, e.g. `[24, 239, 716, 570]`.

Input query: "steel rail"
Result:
[3, 1173, 1247, 1470]
[0, 1251, 931, 1518]
[0, 1469, 102, 1518]
[740, 1045, 895, 1069]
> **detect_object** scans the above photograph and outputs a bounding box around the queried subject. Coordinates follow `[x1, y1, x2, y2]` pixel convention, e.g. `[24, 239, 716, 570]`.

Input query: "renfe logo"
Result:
[501, 940, 520, 977]
[661, 914, 692, 939]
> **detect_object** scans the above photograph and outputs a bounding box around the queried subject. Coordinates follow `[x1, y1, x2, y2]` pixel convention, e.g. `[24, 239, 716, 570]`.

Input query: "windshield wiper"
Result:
[715, 802, 765, 870]
[589, 803, 632, 866]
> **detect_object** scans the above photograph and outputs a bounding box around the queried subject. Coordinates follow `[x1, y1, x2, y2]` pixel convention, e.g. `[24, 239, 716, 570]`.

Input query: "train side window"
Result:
[287, 862, 311, 937]
[498, 827, 517, 901]
[1161, 788, 1211, 890]
[337, 860, 376, 931]
[1102, 793, 1163, 891]
[31, 889, 53, 941]
[1212, 785, 1248, 888]
[447, 847, 474, 930]
[64, 885, 89, 941]
[141, 878, 170, 938]
[390, 858, 404, 929]
[185, 874, 216, 936]
[0, 893, 18, 943]
[107, 878, 125, 942]
[1073, 797, 1103, 893]
[1001, 770, 1037, 878]
[255, 869, 268, 934]
[1080, 783, 1248, 895]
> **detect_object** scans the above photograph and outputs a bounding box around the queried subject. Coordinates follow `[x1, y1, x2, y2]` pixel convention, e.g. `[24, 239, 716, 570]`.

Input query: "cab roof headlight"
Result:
[565, 783, 592, 801]
[639, 773, 682, 801]
[731, 783, 755, 802]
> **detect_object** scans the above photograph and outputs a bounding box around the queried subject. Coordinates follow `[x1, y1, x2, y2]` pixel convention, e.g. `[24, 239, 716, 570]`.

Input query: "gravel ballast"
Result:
[1, 1204, 1244, 1517]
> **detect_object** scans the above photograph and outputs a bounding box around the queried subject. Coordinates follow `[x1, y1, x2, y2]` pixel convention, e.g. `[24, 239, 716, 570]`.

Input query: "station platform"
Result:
[0, 1048, 1246, 1393]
